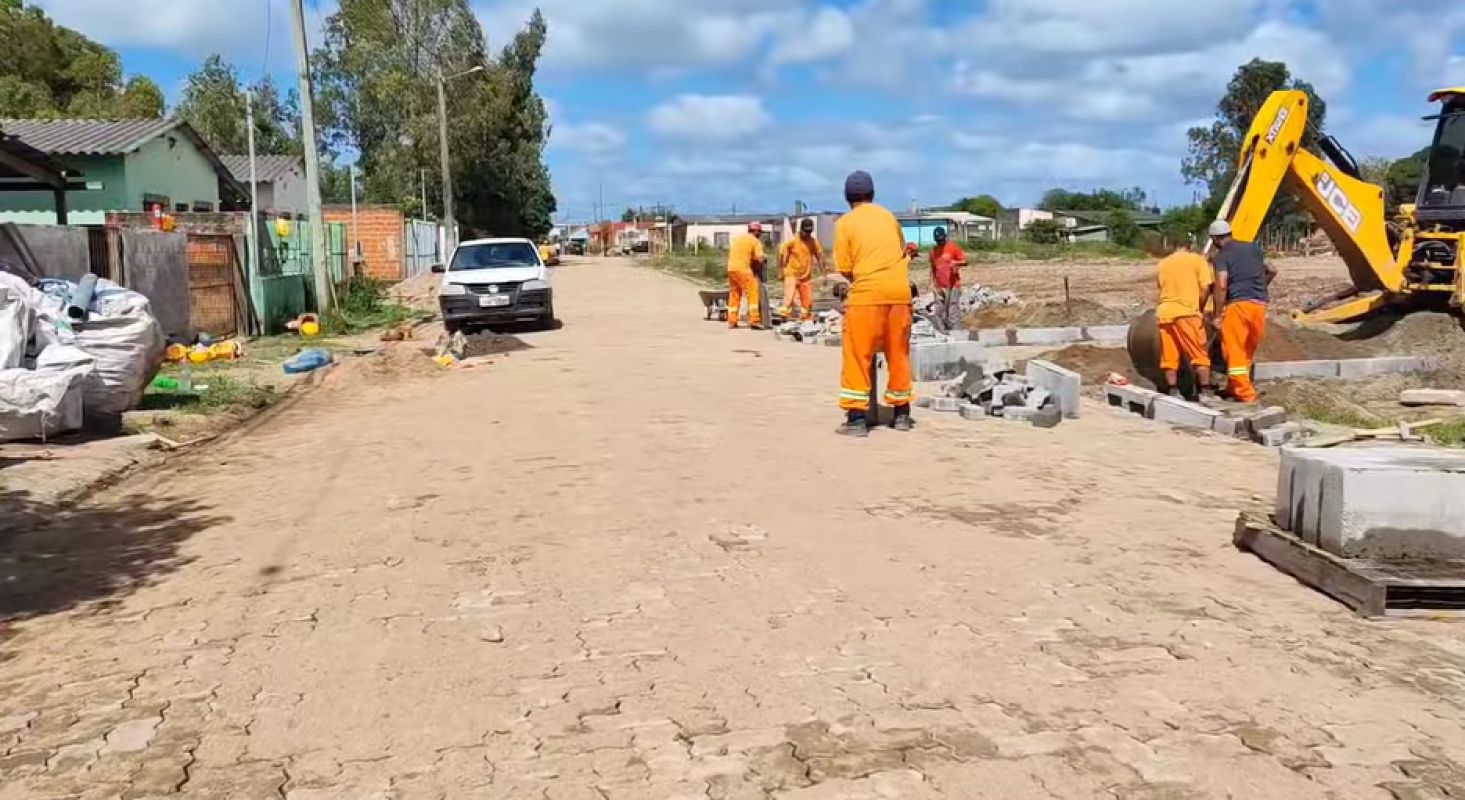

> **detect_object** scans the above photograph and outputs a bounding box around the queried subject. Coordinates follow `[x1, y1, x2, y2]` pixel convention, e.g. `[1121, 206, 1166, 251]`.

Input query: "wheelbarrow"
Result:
[698, 289, 730, 321]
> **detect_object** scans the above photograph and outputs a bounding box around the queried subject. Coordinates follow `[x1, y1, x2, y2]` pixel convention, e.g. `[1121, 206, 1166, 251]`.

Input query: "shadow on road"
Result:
[0, 489, 226, 625]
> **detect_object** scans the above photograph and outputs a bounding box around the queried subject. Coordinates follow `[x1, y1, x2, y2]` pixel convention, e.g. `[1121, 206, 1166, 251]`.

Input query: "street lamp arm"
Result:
[442, 64, 486, 83]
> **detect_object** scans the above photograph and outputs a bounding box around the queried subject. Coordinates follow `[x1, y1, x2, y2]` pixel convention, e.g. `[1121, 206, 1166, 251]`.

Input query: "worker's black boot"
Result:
[837, 411, 870, 438]
[892, 404, 914, 432]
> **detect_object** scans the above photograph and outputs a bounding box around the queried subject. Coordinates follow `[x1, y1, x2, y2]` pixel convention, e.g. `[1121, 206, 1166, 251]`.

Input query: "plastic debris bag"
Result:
[37, 277, 165, 417]
[0, 271, 35, 369]
[0, 344, 95, 441]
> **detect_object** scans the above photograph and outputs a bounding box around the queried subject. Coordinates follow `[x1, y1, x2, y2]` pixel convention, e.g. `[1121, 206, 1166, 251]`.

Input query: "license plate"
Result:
[479, 294, 510, 307]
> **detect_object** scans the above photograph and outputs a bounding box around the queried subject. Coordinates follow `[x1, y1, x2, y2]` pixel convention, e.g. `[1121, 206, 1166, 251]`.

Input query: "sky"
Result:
[31, 0, 1465, 223]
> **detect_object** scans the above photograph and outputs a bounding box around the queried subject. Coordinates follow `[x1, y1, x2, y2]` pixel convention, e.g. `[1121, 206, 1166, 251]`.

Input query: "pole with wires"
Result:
[245, 87, 261, 334]
[289, 0, 333, 310]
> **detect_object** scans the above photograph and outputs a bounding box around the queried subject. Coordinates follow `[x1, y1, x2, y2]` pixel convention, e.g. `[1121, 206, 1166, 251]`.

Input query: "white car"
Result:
[433, 237, 556, 332]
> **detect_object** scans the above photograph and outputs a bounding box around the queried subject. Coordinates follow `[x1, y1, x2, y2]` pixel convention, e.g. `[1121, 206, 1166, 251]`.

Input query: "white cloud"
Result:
[34, 0, 332, 75]
[551, 122, 627, 155]
[957, 0, 1261, 59]
[647, 95, 773, 142]
[478, 0, 791, 72]
[769, 7, 856, 65]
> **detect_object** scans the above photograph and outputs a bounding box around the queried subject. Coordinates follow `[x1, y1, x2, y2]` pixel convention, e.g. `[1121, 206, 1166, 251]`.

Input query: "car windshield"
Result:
[450, 242, 539, 271]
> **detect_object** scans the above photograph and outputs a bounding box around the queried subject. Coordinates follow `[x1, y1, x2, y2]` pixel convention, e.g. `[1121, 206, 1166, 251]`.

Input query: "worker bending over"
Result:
[778, 218, 824, 321]
[1154, 239, 1214, 395]
[927, 227, 967, 332]
[1208, 220, 1276, 403]
[835, 171, 913, 437]
[726, 221, 767, 330]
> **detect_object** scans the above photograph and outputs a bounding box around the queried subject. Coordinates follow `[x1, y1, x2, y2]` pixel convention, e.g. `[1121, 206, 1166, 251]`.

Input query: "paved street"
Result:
[3, 258, 1465, 799]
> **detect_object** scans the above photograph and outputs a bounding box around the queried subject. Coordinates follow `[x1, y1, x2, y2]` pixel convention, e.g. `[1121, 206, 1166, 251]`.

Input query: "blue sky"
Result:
[33, 0, 1465, 223]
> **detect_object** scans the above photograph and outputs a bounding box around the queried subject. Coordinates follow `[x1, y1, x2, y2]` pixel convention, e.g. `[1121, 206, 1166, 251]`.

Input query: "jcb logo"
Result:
[1316, 172, 1362, 233]
[1265, 107, 1290, 144]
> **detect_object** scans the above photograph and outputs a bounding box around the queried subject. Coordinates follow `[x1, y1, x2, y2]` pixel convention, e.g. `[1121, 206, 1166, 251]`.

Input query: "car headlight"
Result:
[441, 283, 467, 296]
[522, 279, 550, 291]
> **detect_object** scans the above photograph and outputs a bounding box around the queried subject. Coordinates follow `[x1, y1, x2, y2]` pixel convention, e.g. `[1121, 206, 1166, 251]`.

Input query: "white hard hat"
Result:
[1208, 220, 1233, 237]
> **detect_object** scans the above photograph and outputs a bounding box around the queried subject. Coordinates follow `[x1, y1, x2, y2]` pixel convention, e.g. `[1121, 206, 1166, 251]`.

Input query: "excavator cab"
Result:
[1417, 89, 1465, 227]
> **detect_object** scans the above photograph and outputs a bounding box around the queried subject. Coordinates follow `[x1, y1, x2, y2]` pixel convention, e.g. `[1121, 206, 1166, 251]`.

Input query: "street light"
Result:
[437, 64, 486, 255]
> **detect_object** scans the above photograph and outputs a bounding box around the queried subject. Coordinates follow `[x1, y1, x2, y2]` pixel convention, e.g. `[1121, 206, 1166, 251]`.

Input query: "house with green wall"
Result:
[0, 118, 244, 226]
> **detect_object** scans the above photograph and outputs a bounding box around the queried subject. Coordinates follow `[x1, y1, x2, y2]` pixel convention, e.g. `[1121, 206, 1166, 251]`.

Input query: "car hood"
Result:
[445, 266, 543, 286]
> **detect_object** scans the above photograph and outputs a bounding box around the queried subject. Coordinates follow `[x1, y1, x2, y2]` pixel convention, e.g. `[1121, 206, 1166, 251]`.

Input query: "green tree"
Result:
[1182, 59, 1328, 207]
[1383, 148, 1430, 209]
[176, 55, 301, 155]
[1023, 219, 1064, 245]
[1159, 204, 1209, 245]
[1105, 208, 1141, 247]
[1039, 187, 1148, 212]
[315, 0, 555, 238]
[954, 194, 1003, 218]
[0, 2, 161, 118]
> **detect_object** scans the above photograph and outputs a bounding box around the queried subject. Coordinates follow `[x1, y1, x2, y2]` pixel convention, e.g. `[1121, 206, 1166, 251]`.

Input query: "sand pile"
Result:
[391, 273, 442, 313]
[967, 298, 1132, 329]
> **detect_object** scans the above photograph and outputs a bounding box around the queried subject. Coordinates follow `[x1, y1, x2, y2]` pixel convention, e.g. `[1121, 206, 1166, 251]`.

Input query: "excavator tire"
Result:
[1125, 307, 1228, 400]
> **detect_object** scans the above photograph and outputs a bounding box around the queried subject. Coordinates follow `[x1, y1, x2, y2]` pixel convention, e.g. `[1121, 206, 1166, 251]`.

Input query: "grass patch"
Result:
[649, 252, 729, 285]
[1426, 418, 1465, 446]
[1289, 399, 1385, 431]
[965, 238, 1148, 262]
[141, 374, 279, 414]
[323, 277, 426, 335]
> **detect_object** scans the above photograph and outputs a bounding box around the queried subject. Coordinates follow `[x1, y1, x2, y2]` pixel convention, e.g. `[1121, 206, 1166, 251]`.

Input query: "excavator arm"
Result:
[1214, 91, 1408, 321]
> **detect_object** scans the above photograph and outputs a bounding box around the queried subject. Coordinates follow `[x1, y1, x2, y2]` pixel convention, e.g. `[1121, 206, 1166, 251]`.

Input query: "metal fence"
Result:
[404, 219, 440, 279]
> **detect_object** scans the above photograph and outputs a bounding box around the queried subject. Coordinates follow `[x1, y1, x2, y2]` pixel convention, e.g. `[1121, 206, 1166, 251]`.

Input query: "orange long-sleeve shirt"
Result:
[835, 203, 909, 306]
[727, 233, 764, 275]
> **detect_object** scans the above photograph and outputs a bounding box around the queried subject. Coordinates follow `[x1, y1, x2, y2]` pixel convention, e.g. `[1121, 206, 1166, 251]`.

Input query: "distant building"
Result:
[677, 213, 786, 251]
[0, 118, 244, 225]
[897, 211, 995, 246]
[221, 154, 308, 215]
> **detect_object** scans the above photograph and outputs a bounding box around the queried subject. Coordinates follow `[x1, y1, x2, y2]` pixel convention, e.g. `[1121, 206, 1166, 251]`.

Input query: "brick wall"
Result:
[324, 205, 403, 282]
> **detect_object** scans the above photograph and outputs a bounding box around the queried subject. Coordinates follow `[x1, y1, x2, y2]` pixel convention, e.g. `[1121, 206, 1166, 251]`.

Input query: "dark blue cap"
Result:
[844, 170, 874, 198]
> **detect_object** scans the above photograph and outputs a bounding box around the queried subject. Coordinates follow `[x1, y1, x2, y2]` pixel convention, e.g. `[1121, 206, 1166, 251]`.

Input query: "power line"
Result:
[262, 0, 273, 74]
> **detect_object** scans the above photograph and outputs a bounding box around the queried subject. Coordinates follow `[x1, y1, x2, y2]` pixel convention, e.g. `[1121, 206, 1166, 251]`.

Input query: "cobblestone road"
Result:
[3, 259, 1464, 799]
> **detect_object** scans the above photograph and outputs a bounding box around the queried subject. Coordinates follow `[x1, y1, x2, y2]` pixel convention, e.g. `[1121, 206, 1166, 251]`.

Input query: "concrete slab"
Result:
[912, 340, 990, 382]
[1026, 360, 1082, 419]
[959, 403, 986, 421]
[1151, 395, 1223, 431]
[1337, 356, 1437, 380]
[1104, 384, 1160, 417]
[1276, 446, 1465, 559]
[1254, 360, 1340, 380]
[1261, 422, 1306, 447]
[1247, 406, 1288, 433]
[1401, 388, 1465, 407]
[1083, 325, 1131, 342]
[1030, 407, 1062, 428]
[1211, 414, 1250, 440]
[931, 397, 962, 413]
[975, 329, 1013, 346]
[1012, 327, 1086, 346]
[999, 406, 1038, 422]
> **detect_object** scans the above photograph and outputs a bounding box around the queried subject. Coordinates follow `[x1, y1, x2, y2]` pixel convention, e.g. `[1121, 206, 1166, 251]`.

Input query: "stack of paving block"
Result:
[1104, 382, 1296, 445]
[918, 358, 1080, 429]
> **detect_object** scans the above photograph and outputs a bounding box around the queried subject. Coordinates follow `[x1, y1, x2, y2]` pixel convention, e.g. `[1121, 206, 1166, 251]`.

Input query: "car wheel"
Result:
[444, 320, 461, 335]
[539, 298, 557, 330]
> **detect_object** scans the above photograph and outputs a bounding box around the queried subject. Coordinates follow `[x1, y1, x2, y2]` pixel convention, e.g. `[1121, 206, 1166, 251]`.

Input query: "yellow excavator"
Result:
[1220, 87, 1465, 324]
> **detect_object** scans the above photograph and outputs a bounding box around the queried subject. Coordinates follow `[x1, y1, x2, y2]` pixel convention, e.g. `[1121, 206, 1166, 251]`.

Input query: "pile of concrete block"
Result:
[918, 358, 1080, 429]
[1277, 446, 1465, 560]
[914, 285, 1019, 319]
[773, 310, 844, 346]
[1104, 382, 1294, 445]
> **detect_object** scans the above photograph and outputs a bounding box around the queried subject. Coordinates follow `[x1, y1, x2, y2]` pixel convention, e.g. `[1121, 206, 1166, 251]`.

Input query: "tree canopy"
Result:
[0, 0, 163, 118]
[176, 55, 301, 156]
[1039, 187, 1151, 213]
[953, 195, 1003, 218]
[1182, 58, 1327, 208]
[315, 0, 556, 238]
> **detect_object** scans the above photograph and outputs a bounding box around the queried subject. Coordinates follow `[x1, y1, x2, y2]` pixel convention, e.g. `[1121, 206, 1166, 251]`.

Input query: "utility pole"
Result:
[420, 168, 429, 222]
[349, 163, 359, 271]
[435, 66, 484, 256]
[289, 0, 332, 309]
[245, 88, 261, 334]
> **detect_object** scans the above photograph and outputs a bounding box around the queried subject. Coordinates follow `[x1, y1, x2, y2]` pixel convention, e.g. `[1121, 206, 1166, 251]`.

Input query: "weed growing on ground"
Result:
[324, 278, 425, 334]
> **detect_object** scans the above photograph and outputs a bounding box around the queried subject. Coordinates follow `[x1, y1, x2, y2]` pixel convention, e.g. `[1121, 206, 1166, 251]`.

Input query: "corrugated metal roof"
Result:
[219, 154, 303, 183]
[0, 118, 183, 156]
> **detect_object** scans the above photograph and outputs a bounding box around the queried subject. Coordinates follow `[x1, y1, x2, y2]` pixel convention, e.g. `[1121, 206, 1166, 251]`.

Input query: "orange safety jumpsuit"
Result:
[1155, 251, 1214, 372]
[726, 233, 764, 328]
[1222, 302, 1266, 402]
[836, 203, 912, 412]
[779, 236, 822, 320]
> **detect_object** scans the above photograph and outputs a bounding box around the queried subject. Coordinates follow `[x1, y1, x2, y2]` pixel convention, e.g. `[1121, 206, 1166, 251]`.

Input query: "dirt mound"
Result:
[1343, 311, 1465, 359]
[1028, 344, 1137, 386]
[967, 298, 1132, 329]
[391, 273, 441, 313]
[325, 343, 443, 391]
[1257, 318, 1371, 362]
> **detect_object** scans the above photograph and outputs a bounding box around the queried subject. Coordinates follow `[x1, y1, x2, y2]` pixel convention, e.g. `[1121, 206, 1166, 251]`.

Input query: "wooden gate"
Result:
[185, 235, 239, 338]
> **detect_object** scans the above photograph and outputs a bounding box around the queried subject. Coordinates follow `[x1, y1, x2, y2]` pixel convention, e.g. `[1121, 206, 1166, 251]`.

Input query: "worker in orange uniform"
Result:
[726, 221, 767, 329]
[1208, 220, 1276, 403]
[927, 227, 968, 332]
[834, 171, 913, 437]
[778, 218, 824, 320]
[1155, 238, 1214, 396]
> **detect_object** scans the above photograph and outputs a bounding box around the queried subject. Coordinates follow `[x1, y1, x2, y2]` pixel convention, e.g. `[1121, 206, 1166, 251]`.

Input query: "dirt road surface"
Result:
[4, 258, 1465, 799]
